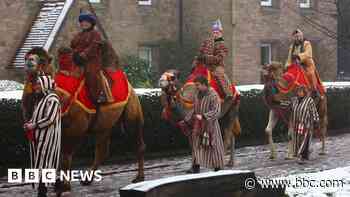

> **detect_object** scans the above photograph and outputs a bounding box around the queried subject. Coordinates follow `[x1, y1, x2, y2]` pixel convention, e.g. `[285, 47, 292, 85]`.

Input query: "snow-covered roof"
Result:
[11, 0, 73, 67]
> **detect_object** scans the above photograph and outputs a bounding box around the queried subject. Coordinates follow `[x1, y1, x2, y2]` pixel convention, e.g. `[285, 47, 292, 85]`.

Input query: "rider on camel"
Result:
[285, 29, 325, 99]
[71, 12, 107, 104]
[196, 19, 233, 99]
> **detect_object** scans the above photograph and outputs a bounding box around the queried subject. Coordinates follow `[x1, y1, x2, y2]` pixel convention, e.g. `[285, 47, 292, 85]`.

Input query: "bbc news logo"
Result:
[8, 169, 102, 183]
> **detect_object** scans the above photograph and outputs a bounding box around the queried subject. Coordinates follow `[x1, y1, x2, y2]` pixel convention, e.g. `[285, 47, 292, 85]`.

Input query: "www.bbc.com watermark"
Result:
[244, 177, 346, 190]
[7, 169, 102, 183]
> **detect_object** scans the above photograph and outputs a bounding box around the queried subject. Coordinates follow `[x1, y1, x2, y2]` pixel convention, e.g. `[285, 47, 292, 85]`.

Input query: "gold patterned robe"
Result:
[285, 40, 325, 95]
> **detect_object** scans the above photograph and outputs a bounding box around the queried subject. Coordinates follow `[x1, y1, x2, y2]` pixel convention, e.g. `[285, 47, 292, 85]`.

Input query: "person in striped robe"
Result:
[290, 85, 320, 164]
[23, 75, 61, 197]
[184, 76, 225, 173]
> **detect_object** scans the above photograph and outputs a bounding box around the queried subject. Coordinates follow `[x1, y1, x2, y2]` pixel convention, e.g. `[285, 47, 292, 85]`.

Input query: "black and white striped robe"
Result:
[290, 96, 319, 158]
[29, 89, 61, 186]
[185, 88, 225, 169]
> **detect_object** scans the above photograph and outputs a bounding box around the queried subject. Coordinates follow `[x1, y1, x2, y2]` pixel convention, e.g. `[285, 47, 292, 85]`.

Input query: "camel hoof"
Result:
[54, 180, 66, 196]
[80, 179, 93, 186]
[132, 175, 145, 183]
[285, 156, 294, 160]
[319, 152, 327, 156]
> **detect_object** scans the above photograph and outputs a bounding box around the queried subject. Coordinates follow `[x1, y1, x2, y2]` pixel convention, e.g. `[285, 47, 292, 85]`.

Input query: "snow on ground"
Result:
[282, 166, 350, 196]
[121, 170, 251, 192]
[1, 80, 350, 100]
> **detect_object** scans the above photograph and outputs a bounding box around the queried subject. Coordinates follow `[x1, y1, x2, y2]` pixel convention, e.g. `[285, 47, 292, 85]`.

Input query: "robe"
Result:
[71, 29, 103, 101]
[285, 40, 325, 95]
[185, 88, 225, 169]
[290, 96, 319, 159]
[198, 37, 231, 97]
[29, 92, 61, 187]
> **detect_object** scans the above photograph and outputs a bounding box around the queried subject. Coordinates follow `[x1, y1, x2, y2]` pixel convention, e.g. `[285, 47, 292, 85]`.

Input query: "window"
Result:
[138, 0, 152, 6]
[138, 47, 152, 70]
[299, 0, 311, 8]
[261, 0, 272, 7]
[261, 44, 272, 65]
[89, 0, 101, 3]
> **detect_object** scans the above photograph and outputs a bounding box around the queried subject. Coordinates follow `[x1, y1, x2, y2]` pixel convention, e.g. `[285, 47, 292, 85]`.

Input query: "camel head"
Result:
[159, 69, 180, 96]
[159, 69, 194, 122]
[262, 62, 284, 83]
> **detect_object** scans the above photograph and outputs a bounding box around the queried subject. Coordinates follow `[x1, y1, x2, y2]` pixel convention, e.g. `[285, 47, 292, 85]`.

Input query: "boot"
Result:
[214, 167, 221, 172]
[186, 164, 200, 174]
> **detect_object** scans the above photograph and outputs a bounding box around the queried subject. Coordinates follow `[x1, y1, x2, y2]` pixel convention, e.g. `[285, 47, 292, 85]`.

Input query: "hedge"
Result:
[1, 87, 350, 175]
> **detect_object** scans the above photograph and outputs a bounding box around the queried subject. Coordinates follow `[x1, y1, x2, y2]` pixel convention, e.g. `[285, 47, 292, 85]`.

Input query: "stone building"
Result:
[338, 0, 350, 80]
[0, 0, 337, 84]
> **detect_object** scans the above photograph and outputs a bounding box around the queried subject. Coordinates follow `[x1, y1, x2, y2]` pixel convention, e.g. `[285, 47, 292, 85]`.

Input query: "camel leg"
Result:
[285, 123, 295, 160]
[60, 153, 73, 191]
[226, 117, 240, 167]
[228, 135, 236, 167]
[124, 90, 145, 183]
[134, 122, 145, 183]
[318, 97, 328, 155]
[59, 136, 82, 192]
[319, 125, 327, 155]
[92, 130, 112, 170]
[223, 126, 233, 167]
[80, 130, 112, 186]
[265, 110, 278, 160]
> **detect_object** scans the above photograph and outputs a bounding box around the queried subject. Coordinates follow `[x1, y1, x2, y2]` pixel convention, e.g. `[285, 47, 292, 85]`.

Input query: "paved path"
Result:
[1, 132, 350, 197]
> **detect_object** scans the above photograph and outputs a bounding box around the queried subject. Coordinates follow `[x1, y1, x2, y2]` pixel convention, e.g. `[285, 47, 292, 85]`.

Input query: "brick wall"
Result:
[51, 0, 180, 74]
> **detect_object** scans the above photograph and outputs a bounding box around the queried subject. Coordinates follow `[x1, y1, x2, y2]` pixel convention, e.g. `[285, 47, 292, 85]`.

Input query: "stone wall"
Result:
[0, 0, 40, 82]
[338, 0, 350, 79]
[233, 0, 337, 84]
[0, 0, 338, 84]
[182, 0, 234, 79]
[51, 0, 180, 74]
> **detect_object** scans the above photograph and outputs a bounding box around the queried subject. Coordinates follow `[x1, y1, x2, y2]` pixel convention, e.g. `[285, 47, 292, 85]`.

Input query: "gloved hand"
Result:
[73, 52, 86, 67]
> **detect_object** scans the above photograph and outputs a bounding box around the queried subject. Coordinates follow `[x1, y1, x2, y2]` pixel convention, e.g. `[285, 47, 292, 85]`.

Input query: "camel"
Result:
[262, 62, 327, 160]
[21, 46, 145, 194]
[158, 69, 241, 167]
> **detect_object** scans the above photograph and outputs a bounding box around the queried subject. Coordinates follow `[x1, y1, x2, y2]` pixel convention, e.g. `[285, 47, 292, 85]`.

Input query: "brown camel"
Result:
[158, 69, 241, 167]
[21, 47, 145, 194]
[262, 62, 327, 160]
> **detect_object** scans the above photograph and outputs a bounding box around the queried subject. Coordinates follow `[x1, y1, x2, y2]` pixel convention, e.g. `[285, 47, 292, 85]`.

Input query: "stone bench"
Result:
[120, 170, 285, 197]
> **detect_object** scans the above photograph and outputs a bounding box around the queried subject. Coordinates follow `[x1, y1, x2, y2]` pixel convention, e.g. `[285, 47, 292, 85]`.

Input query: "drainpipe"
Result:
[179, 0, 183, 46]
[231, 0, 237, 82]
